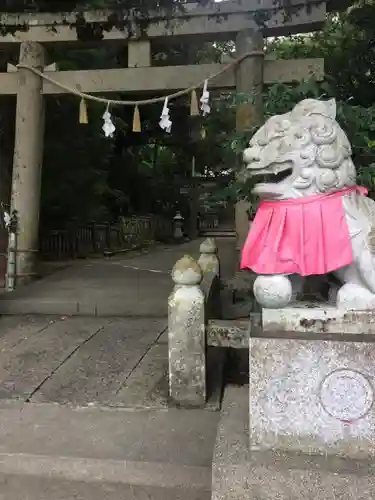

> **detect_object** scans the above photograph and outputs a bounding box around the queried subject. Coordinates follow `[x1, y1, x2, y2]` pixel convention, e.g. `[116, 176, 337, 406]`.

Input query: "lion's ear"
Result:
[326, 98, 336, 119]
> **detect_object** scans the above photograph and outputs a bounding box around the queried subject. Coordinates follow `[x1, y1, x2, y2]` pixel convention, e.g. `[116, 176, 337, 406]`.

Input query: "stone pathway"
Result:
[0, 238, 236, 499]
[0, 238, 236, 408]
[0, 238, 235, 316]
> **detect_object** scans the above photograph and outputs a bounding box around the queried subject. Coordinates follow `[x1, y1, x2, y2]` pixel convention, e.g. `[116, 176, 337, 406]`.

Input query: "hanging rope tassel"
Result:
[190, 89, 199, 116]
[79, 98, 88, 124]
[159, 97, 172, 133]
[132, 105, 141, 133]
[200, 80, 211, 116]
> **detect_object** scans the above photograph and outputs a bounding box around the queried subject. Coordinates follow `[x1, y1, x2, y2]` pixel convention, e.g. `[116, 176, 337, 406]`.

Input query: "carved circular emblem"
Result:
[319, 369, 374, 422]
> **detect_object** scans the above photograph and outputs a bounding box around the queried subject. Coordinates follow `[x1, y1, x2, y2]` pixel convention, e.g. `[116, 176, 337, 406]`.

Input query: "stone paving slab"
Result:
[0, 317, 110, 401]
[31, 318, 165, 406]
[0, 315, 167, 405]
[113, 343, 169, 409]
[0, 315, 55, 351]
[111, 342, 225, 411]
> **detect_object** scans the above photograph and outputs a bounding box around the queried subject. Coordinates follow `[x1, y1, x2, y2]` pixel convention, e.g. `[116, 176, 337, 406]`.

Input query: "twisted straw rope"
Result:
[16, 50, 264, 107]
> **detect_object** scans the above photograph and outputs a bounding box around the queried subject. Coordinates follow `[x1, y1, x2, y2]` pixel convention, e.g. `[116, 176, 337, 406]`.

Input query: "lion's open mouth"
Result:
[256, 167, 293, 184]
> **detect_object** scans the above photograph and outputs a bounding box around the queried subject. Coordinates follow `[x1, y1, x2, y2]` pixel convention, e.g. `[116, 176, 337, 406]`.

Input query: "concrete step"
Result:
[0, 473, 209, 500]
[0, 401, 218, 499]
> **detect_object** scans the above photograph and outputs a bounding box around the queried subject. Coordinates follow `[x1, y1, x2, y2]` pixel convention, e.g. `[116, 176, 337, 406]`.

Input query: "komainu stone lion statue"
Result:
[240, 98, 375, 310]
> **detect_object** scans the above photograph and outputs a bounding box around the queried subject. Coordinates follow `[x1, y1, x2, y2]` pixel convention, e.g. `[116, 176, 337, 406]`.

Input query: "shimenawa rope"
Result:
[16, 50, 264, 107]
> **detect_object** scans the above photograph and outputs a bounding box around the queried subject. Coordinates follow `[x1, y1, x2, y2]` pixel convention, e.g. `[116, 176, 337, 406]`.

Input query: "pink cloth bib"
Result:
[240, 186, 367, 276]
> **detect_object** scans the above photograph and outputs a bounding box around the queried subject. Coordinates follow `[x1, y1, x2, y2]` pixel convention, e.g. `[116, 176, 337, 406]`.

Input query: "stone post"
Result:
[235, 29, 264, 253]
[168, 255, 206, 406]
[198, 238, 220, 277]
[11, 41, 46, 285]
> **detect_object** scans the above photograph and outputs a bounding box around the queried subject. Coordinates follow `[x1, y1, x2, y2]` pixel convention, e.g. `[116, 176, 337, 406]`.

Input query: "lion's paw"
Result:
[253, 275, 292, 309]
[337, 283, 375, 310]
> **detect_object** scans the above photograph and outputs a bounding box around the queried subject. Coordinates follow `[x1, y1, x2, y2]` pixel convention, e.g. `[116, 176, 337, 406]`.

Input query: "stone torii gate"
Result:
[0, 0, 326, 284]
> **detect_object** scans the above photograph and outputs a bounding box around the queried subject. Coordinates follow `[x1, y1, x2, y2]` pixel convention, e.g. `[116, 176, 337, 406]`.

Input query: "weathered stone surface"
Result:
[0, 317, 108, 401]
[171, 255, 202, 287]
[262, 304, 375, 335]
[30, 318, 165, 406]
[249, 337, 375, 459]
[0, 1, 326, 45]
[212, 385, 375, 500]
[198, 238, 220, 277]
[207, 320, 249, 348]
[168, 256, 206, 406]
[111, 343, 225, 411]
[214, 457, 375, 500]
[113, 343, 169, 409]
[254, 275, 293, 309]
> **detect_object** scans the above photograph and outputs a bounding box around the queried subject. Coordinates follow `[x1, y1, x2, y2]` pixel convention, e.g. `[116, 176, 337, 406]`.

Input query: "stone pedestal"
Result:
[212, 388, 375, 500]
[246, 304, 375, 498]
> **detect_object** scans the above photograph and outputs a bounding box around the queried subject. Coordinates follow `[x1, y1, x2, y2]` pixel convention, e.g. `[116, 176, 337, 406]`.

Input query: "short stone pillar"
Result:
[168, 255, 206, 406]
[198, 238, 220, 277]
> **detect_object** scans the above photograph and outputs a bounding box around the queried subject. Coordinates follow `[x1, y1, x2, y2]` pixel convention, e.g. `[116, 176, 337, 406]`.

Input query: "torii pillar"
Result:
[235, 29, 264, 259]
[11, 41, 46, 285]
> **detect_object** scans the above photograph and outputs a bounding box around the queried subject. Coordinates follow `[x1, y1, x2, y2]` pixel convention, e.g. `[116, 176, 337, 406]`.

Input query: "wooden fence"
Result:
[40, 215, 173, 261]
[198, 214, 219, 232]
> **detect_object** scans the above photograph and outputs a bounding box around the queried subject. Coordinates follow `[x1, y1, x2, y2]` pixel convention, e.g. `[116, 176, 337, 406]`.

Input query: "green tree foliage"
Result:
[267, 1, 375, 106]
[259, 0, 375, 194]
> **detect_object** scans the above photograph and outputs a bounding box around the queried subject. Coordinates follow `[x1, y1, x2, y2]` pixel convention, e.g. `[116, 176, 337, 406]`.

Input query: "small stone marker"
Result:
[168, 255, 206, 406]
[198, 238, 220, 277]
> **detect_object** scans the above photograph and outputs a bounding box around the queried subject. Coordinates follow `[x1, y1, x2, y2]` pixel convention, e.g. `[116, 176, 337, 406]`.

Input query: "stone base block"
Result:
[214, 454, 375, 500]
[250, 337, 375, 459]
[262, 303, 375, 334]
[212, 386, 375, 500]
